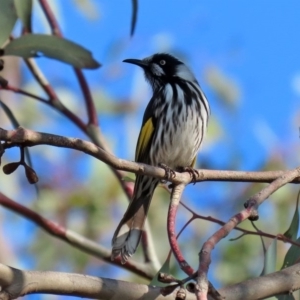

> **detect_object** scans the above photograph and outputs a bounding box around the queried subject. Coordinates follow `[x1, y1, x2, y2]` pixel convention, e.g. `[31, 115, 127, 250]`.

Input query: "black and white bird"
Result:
[111, 53, 210, 263]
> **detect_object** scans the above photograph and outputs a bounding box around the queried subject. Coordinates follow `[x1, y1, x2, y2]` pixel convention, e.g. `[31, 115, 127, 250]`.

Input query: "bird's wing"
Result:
[135, 117, 154, 162]
[135, 91, 160, 163]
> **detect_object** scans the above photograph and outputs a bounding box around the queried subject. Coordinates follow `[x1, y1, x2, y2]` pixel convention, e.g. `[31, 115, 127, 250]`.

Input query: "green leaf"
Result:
[281, 236, 300, 269]
[277, 199, 300, 300]
[261, 238, 277, 276]
[284, 190, 300, 241]
[13, 0, 32, 31]
[130, 0, 138, 36]
[0, 0, 18, 47]
[149, 256, 170, 287]
[3, 34, 101, 69]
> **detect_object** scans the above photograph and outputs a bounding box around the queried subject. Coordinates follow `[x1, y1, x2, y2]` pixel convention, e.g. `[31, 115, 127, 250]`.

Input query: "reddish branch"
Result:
[0, 84, 87, 132]
[73, 68, 99, 126]
[2, 84, 48, 104]
[168, 184, 194, 275]
[23, 58, 60, 101]
[196, 166, 300, 300]
[180, 201, 300, 248]
[38, 0, 98, 126]
[38, 0, 62, 37]
[0, 192, 154, 279]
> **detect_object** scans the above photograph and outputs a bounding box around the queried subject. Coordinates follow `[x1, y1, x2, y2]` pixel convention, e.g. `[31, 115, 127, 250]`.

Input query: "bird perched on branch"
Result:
[111, 53, 210, 263]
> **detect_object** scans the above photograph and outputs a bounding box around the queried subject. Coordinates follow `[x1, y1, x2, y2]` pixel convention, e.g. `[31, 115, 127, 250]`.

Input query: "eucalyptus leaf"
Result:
[281, 236, 300, 269]
[276, 196, 300, 300]
[14, 0, 32, 31]
[261, 238, 277, 276]
[284, 190, 300, 241]
[3, 34, 101, 69]
[0, 0, 18, 47]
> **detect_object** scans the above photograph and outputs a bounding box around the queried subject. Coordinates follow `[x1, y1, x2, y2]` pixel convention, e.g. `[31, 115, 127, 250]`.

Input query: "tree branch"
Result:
[180, 201, 300, 248]
[0, 263, 300, 299]
[0, 192, 155, 279]
[167, 184, 194, 275]
[196, 166, 300, 299]
[1, 127, 300, 185]
[38, 0, 99, 126]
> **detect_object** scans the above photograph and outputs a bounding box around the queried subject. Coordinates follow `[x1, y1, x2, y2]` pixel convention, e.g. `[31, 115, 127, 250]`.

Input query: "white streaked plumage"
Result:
[112, 53, 210, 263]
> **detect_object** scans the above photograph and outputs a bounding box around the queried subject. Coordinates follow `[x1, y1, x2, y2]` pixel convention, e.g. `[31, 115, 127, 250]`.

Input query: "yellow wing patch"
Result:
[191, 156, 197, 168]
[135, 118, 154, 161]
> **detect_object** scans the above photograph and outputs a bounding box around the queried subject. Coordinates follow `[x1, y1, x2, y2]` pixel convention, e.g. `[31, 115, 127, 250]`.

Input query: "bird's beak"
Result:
[123, 58, 149, 69]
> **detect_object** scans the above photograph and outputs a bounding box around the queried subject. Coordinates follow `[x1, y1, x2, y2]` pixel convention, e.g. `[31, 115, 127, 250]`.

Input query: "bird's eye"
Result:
[160, 60, 166, 66]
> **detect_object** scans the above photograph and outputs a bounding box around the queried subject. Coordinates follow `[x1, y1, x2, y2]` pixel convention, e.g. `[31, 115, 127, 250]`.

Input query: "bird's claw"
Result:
[180, 167, 199, 184]
[159, 163, 176, 183]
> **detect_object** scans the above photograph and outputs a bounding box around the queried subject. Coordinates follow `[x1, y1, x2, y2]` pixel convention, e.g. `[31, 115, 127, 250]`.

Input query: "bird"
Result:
[111, 53, 210, 264]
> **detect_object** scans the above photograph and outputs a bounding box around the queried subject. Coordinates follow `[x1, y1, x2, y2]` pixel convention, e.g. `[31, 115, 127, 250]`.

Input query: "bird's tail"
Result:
[111, 175, 159, 263]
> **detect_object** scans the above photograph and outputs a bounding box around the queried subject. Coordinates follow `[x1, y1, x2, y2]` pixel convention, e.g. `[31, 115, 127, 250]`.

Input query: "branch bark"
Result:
[1, 127, 300, 185]
[167, 184, 195, 275]
[196, 166, 300, 299]
[0, 263, 300, 300]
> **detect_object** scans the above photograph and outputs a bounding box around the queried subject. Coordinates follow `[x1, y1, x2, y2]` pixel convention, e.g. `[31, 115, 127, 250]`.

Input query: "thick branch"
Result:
[0, 263, 300, 299]
[1, 127, 300, 185]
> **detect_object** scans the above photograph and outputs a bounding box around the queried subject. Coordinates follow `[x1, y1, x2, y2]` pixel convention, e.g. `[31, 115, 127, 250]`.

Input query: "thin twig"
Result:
[24, 58, 59, 100]
[74, 69, 98, 126]
[1, 84, 48, 104]
[180, 201, 300, 248]
[1, 84, 87, 133]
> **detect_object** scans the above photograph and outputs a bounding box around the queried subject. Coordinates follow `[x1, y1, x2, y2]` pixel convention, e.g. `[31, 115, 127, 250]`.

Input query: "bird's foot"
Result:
[179, 166, 199, 184]
[159, 163, 176, 183]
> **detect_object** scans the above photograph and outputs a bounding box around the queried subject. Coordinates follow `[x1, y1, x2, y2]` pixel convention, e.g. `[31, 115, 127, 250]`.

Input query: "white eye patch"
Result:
[150, 63, 165, 76]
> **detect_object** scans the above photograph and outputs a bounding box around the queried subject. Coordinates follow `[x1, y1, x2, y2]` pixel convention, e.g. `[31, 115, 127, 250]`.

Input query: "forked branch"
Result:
[196, 166, 300, 299]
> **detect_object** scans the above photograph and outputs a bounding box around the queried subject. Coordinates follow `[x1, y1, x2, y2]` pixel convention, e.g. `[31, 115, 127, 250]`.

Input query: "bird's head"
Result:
[123, 53, 197, 90]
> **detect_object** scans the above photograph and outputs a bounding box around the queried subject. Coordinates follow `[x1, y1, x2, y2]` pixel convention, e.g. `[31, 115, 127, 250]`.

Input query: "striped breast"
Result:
[149, 80, 210, 169]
